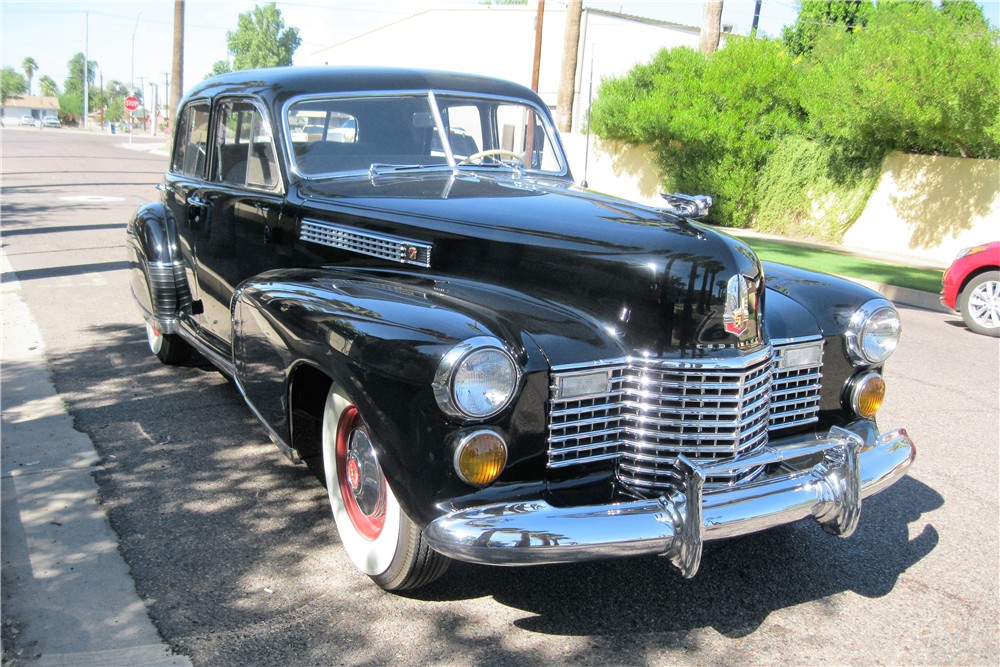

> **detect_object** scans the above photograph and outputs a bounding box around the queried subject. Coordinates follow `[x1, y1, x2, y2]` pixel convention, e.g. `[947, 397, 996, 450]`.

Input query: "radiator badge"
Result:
[724, 274, 750, 336]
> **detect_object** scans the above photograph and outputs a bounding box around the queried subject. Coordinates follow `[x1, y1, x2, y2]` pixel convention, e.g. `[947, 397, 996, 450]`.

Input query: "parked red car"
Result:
[941, 241, 1000, 337]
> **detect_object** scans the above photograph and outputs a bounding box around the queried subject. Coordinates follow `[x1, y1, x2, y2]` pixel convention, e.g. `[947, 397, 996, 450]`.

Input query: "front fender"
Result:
[232, 267, 554, 526]
[126, 201, 191, 331]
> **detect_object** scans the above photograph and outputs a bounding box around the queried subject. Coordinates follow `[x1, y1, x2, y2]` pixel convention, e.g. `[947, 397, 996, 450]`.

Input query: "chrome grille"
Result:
[300, 219, 431, 267]
[769, 367, 822, 429]
[548, 340, 824, 494]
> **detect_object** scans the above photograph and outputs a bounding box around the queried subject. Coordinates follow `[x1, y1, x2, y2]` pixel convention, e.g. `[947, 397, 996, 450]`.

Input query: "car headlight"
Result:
[845, 299, 901, 365]
[433, 337, 519, 420]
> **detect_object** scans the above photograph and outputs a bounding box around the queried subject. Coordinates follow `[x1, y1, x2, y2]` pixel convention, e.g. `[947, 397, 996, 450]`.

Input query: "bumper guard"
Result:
[424, 425, 916, 577]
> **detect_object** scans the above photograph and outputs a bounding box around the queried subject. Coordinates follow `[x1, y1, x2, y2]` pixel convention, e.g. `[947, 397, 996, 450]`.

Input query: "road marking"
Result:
[59, 196, 125, 203]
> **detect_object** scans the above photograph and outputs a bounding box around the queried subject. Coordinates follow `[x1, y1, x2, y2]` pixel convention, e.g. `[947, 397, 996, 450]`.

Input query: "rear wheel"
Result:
[145, 322, 192, 364]
[960, 271, 1000, 337]
[321, 387, 450, 591]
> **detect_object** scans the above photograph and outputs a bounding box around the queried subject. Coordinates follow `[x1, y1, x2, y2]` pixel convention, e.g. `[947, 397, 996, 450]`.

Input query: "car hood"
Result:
[296, 173, 768, 365]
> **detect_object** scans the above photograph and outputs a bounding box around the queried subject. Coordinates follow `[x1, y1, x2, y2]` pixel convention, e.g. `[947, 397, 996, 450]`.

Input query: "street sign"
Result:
[124, 96, 139, 111]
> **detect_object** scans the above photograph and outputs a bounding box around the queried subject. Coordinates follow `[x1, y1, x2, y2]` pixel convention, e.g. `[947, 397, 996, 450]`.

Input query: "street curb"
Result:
[0, 250, 193, 667]
[834, 274, 951, 314]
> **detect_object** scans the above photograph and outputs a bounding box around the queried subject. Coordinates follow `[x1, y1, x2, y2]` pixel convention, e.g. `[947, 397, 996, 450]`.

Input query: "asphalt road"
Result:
[1, 128, 998, 666]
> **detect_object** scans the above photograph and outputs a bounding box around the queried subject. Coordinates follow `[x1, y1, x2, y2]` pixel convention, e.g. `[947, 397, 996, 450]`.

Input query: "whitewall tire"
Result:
[321, 387, 449, 590]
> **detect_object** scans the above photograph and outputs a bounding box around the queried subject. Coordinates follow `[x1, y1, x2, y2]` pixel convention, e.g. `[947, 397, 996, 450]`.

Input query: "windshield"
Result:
[286, 93, 565, 178]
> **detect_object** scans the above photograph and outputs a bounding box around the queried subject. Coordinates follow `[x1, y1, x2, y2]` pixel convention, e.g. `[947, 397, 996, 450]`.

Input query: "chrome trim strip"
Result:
[232, 372, 299, 463]
[129, 285, 180, 334]
[424, 424, 916, 570]
[176, 325, 236, 377]
[299, 218, 432, 267]
[551, 347, 773, 373]
[771, 335, 823, 347]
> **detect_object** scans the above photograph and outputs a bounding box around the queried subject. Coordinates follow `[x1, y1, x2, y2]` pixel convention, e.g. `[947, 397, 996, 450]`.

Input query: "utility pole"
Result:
[131, 12, 143, 94]
[100, 71, 104, 129]
[750, 0, 762, 37]
[83, 12, 89, 129]
[530, 1, 545, 92]
[171, 1, 184, 121]
[556, 0, 582, 133]
[148, 82, 158, 136]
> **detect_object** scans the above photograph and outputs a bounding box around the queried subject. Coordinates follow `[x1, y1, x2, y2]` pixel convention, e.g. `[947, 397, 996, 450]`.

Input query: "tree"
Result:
[781, 1, 874, 56]
[592, 38, 805, 225]
[1, 66, 27, 108]
[801, 0, 999, 158]
[206, 60, 233, 79]
[39, 75, 58, 97]
[22, 57, 38, 96]
[227, 3, 301, 70]
[555, 0, 582, 133]
[700, 1, 723, 55]
[64, 52, 97, 97]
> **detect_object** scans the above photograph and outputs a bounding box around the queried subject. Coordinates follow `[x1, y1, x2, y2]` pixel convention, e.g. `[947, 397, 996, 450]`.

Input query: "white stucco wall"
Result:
[561, 133, 664, 207]
[843, 152, 1000, 264]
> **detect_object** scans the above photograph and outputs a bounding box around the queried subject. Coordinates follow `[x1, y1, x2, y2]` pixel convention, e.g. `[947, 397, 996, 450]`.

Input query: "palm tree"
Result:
[39, 75, 58, 97]
[22, 57, 38, 96]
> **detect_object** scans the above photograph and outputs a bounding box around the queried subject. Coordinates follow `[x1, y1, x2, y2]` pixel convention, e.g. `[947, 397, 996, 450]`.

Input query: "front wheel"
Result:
[960, 271, 1000, 337]
[146, 322, 192, 364]
[321, 388, 450, 591]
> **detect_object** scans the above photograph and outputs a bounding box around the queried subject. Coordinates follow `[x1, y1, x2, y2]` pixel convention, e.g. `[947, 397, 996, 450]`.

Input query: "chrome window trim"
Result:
[211, 95, 285, 196]
[432, 336, 522, 422]
[280, 89, 571, 182]
[168, 98, 212, 177]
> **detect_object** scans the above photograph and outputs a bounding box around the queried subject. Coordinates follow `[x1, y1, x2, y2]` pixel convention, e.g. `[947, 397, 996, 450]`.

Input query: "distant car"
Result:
[941, 241, 1000, 336]
[43, 117, 61, 128]
[21, 115, 36, 126]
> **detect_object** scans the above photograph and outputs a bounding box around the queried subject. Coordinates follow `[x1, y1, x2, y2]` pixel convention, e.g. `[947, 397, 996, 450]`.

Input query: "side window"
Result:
[171, 103, 211, 177]
[213, 99, 280, 191]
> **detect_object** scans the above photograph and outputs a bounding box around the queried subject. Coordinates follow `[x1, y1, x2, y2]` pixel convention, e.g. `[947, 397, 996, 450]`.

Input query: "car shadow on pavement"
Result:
[25, 322, 944, 661]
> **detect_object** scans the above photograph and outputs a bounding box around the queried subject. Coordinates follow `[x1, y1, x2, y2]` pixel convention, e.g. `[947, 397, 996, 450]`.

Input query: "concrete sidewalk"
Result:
[1, 250, 191, 667]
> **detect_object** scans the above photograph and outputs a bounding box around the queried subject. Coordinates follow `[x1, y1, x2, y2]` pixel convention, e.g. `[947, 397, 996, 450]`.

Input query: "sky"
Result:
[3, 0, 999, 107]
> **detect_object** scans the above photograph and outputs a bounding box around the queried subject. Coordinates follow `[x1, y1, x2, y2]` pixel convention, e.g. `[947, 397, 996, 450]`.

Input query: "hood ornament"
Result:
[725, 274, 750, 336]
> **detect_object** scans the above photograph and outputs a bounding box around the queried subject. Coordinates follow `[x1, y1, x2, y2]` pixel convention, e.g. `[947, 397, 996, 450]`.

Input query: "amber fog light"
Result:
[849, 371, 886, 418]
[454, 429, 507, 486]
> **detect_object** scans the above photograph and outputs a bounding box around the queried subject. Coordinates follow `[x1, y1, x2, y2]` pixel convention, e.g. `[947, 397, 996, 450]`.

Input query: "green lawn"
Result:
[739, 238, 944, 294]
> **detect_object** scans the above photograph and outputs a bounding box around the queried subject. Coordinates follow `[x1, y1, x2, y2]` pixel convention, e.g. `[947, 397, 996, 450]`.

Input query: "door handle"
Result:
[253, 202, 270, 214]
[156, 183, 175, 194]
[188, 196, 207, 207]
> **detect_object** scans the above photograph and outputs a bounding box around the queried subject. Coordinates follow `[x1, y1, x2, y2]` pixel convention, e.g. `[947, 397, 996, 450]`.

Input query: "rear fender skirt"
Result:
[126, 202, 192, 331]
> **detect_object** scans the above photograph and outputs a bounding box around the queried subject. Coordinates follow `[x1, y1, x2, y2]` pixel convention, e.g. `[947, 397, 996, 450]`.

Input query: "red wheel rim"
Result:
[335, 406, 386, 541]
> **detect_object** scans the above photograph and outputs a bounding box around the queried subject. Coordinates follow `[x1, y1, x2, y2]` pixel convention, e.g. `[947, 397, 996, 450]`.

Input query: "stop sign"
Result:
[124, 96, 139, 111]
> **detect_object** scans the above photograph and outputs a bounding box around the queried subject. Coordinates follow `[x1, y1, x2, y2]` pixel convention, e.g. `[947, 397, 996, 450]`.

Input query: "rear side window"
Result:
[171, 103, 211, 177]
[214, 99, 281, 191]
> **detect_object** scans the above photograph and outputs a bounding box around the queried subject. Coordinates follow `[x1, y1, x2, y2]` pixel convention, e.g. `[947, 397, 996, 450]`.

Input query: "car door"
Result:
[194, 97, 292, 350]
[163, 100, 212, 332]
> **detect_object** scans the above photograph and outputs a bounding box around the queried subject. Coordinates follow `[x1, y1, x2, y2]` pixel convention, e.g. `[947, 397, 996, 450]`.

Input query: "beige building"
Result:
[1, 95, 59, 124]
[305, 5, 729, 134]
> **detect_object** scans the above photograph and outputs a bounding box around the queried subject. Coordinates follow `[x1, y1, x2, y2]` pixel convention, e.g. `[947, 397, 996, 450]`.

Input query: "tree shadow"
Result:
[883, 151, 998, 251]
[25, 323, 942, 665]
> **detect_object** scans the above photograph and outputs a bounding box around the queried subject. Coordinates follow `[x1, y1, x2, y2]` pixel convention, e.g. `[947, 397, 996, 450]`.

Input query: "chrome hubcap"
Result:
[346, 428, 385, 518]
[969, 280, 1000, 329]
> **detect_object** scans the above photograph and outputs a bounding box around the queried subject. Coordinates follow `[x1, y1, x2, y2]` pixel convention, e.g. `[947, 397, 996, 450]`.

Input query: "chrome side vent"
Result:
[300, 219, 431, 267]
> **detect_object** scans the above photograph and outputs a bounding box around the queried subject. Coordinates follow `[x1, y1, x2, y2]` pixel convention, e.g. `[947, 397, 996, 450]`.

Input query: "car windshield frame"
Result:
[280, 89, 570, 182]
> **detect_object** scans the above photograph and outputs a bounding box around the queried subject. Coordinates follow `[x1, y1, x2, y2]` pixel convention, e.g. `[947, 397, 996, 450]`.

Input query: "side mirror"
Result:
[660, 193, 713, 219]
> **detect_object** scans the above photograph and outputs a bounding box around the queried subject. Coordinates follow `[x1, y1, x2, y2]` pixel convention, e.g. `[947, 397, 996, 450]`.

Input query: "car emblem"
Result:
[725, 274, 750, 336]
[407, 246, 418, 261]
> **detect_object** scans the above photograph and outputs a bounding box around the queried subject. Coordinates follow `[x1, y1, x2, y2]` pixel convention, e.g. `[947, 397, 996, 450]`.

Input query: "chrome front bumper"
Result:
[424, 424, 916, 577]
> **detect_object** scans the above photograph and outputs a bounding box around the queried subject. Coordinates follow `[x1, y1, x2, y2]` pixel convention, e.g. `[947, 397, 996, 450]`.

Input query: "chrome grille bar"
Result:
[547, 338, 825, 493]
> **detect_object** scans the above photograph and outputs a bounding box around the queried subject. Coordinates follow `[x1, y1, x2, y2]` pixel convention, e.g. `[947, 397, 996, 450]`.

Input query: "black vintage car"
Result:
[128, 67, 915, 591]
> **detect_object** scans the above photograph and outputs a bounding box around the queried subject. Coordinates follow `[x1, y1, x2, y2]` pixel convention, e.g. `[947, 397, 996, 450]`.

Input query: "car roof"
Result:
[182, 66, 547, 113]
